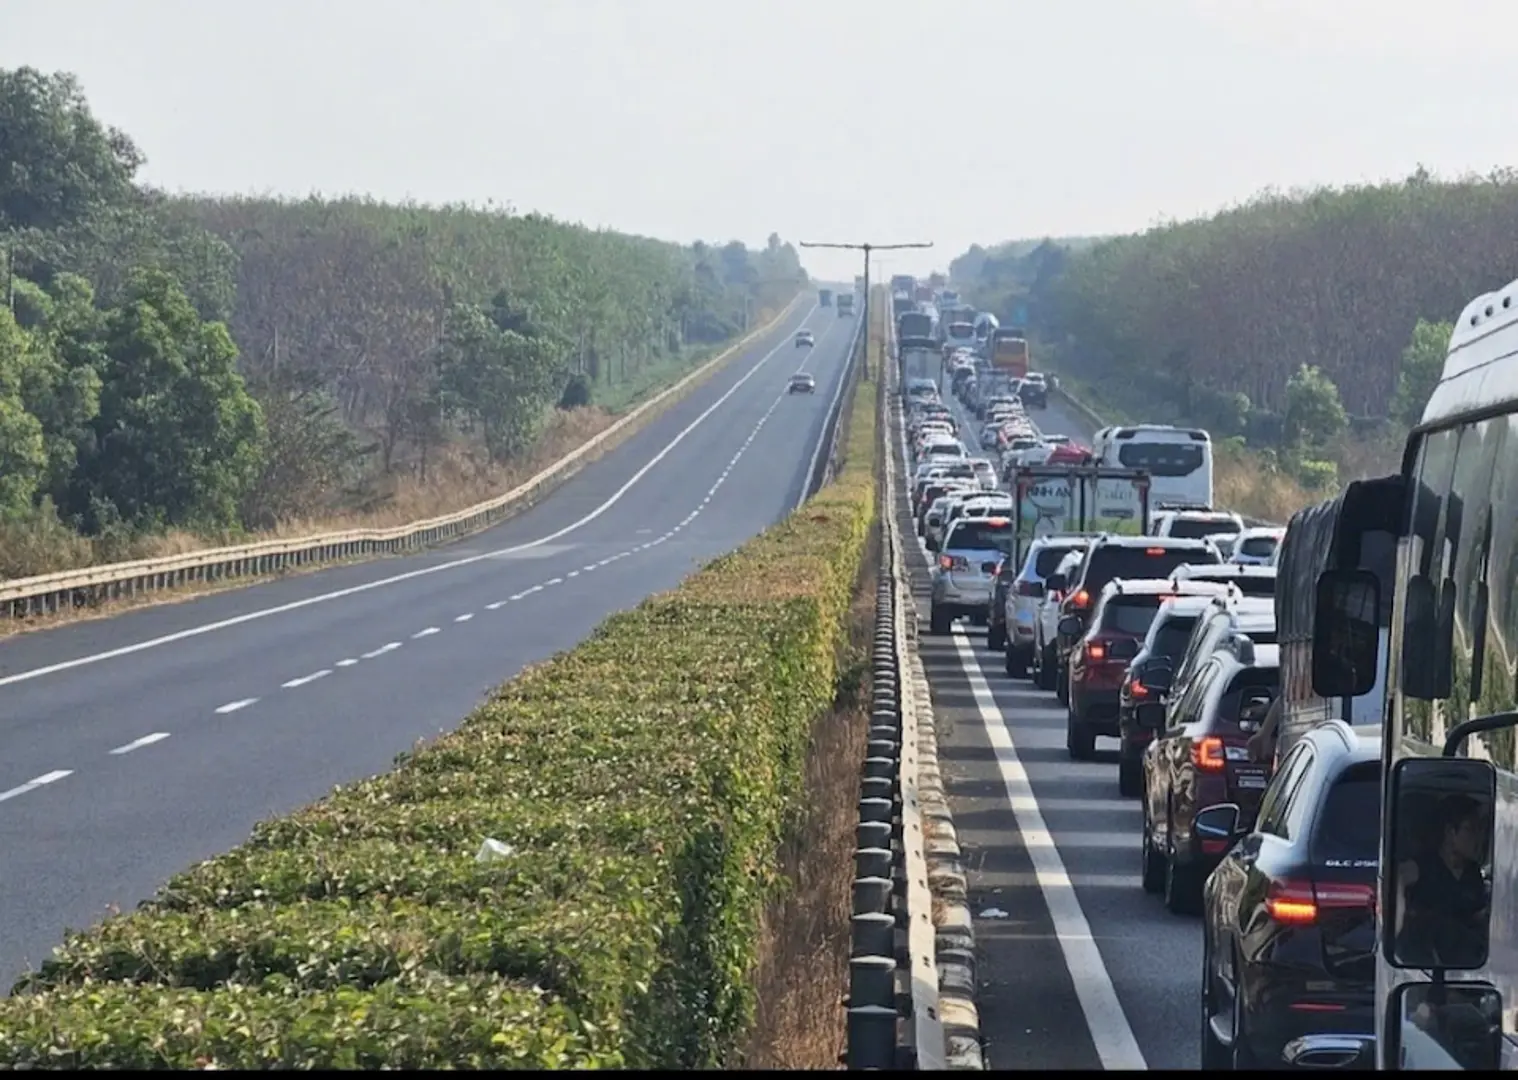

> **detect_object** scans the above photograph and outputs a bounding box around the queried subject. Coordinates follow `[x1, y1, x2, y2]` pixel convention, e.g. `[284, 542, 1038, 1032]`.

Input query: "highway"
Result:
[0, 292, 858, 991]
[898, 352, 1199, 1070]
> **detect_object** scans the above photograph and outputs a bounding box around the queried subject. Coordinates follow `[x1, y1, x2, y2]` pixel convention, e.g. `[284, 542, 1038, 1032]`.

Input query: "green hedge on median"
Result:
[0, 371, 878, 1070]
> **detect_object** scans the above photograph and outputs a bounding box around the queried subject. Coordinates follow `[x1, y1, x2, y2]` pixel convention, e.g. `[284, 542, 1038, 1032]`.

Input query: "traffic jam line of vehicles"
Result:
[893, 271, 1518, 1070]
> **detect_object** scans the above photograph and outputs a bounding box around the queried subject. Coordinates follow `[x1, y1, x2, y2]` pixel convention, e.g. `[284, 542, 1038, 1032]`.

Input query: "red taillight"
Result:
[1070, 589, 1090, 609]
[1191, 736, 1226, 773]
[1016, 580, 1042, 597]
[1086, 641, 1106, 661]
[939, 554, 969, 572]
[1130, 681, 1149, 698]
[1264, 879, 1375, 926]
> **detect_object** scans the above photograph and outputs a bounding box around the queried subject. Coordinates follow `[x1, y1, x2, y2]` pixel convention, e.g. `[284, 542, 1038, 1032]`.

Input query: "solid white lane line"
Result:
[0, 304, 823, 691]
[109, 732, 171, 755]
[895, 370, 1144, 1069]
[0, 769, 73, 804]
[282, 669, 331, 688]
[951, 631, 1147, 1070]
[214, 698, 258, 714]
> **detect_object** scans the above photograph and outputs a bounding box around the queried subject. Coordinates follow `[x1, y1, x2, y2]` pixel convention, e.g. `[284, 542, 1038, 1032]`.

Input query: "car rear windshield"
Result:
[1099, 596, 1165, 636]
[1239, 536, 1279, 558]
[948, 521, 1014, 555]
[1311, 763, 1381, 865]
[1086, 546, 1217, 590]
[1150, 614, 1199, 659]
[1183, 572, 1276, 597]
[1169, 517, 1241, 539]
[1033, 544, 1085, 578]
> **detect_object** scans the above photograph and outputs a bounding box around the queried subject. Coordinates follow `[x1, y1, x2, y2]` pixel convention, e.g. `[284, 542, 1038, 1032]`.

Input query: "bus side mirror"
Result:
[1390, 982, 1503, 1070]
[1311, 568, 1380, 697]
[1383, 757, 1496, 972]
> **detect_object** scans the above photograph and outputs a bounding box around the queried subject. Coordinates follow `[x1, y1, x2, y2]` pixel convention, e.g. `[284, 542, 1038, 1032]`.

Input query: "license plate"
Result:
[1233, 773, 1268, 790]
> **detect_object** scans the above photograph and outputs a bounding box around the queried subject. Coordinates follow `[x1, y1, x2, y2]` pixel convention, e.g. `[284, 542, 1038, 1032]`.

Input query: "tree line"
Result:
[950, 169, 1518, 477]
[0, 67, 806, 575]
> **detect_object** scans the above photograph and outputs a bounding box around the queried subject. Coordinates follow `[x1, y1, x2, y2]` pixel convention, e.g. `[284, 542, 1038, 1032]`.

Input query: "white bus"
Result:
[1091, 423, 1214, 519]
[1323, 274, 1518, 1070]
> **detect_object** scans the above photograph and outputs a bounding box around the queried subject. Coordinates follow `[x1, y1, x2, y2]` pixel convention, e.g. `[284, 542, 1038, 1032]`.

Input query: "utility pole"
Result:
[799, 240, 932, 378]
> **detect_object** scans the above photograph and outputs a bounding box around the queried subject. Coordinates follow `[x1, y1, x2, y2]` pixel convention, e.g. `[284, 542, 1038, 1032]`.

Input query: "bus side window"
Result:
[1402, 429, 1461, 701]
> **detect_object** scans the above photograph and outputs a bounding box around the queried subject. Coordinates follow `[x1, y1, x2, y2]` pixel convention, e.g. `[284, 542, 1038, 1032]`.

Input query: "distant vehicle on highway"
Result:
[1093, 423, 1215, 516]
[836, 293, 855, 317]
[794, 329, 814, 348]
[787, 373, 816, 394]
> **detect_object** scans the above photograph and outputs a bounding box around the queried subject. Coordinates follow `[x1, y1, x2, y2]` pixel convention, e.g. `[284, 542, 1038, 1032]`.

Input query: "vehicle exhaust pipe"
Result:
[1281, 1034, 1374, 1069]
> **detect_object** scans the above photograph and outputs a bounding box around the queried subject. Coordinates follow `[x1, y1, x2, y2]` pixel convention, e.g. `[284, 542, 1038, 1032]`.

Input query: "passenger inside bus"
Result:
[1393, 793, 1490, 969]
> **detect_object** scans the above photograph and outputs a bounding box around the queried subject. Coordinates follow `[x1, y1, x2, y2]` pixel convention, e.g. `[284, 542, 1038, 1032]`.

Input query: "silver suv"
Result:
[929, 515, 1014, 635]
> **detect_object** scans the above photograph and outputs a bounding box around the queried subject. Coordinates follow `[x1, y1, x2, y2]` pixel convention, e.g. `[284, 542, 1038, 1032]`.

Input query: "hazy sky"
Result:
[4, 0, 1516, 282]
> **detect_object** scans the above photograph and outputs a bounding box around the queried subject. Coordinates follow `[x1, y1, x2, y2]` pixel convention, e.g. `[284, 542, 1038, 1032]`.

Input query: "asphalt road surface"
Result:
[899, 354, 1200, 1070]
[0, 295, 858, 990]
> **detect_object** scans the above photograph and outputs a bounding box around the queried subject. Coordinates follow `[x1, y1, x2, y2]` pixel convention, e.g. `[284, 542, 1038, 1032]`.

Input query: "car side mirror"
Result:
[1194, 803, 1243, 847]
[1312, 568, 1380, 697]
[1046, 573, 1067, 594]
[1108, 638, 1139, 662]
[1390, 982, 1503, 1070]
[1057, 615, 1083, 638]
[1385, 756, 1496, 972]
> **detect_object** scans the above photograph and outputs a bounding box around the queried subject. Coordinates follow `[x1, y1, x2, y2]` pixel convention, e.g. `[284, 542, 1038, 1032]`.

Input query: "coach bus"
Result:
[1307, 275, 1518, 1069]
[1091, 423, 1214, 519]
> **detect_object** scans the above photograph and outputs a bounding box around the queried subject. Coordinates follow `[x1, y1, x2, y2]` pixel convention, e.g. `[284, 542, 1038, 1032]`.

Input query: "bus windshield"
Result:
[1117, 442, 1206, 477]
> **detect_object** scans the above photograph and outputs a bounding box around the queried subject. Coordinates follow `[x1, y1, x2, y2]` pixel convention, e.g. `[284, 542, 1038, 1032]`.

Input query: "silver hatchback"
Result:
[929, 515, 1014, 635]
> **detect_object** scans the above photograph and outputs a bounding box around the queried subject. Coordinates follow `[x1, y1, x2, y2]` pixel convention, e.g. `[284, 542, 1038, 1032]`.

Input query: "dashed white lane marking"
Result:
[0, 303, 828, 691]
[216, 317, 851, 717]
[214, 698, 258, 714]
[282, 669, 331, 689]
[109, 732, 171, 755]
[0, 769, 72, 803]
[896, 369, 1146, 1070]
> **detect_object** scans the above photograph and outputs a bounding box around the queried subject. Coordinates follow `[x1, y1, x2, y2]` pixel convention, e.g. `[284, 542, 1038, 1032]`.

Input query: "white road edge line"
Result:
[951, 631, 1148, 1071]
[109, 732, 171, 755]
[899, 370, 1145, 1069]
[0, 769, 73, 803]
[0, 302, 824, 690]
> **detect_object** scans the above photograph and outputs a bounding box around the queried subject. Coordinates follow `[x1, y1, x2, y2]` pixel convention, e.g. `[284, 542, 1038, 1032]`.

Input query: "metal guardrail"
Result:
[845, 298, 981, 1070]
[0, 293, 809, 619]
[797, 306, 865, 509]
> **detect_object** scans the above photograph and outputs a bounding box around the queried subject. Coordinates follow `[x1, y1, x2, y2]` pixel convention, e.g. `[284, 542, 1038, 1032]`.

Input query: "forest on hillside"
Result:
[0, 67, 806, 578]
[950, 170, 1518, 481]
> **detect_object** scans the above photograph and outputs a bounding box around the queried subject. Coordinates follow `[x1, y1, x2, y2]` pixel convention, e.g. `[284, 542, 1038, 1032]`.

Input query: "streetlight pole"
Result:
[799, 240, 932, 378]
